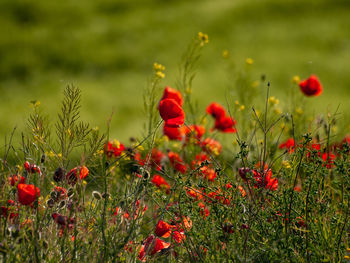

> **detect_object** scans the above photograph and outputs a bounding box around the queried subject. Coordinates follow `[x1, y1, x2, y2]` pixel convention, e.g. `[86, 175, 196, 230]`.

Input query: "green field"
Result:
[1, 0, 349, 142]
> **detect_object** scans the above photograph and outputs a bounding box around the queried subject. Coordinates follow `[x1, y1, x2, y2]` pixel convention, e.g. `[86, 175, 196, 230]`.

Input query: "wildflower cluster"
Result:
[0, 35, 349, 262]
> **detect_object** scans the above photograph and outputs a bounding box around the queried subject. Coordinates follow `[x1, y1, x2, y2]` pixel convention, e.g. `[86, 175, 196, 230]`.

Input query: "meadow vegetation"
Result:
[0, 31, 349, 262]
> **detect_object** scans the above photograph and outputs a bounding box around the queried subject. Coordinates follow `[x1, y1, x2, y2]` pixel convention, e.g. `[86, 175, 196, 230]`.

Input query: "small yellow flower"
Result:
[200, 116, 207, 125]
[57, 153, 62, 158]
[112, 139, 121, 148]
[347, 247, 350, 252]
[232, 140, 238, 146]
[245, 58, 254, 65]
[268, 96, 279, 105]
[295, 107, 303, 115]
[153, 62, 165, 72]
[135, 145, 144, 152]
[274, 107, 282, 115]
[30, 100, 41, 108]
[282, 160, 291, 169]
[92, 126, 99, 131]
[222, 50, 229, 59]
[239, 105, 245, 111]
[156, 71, 165, 79]
[292, 75, 300, 84]
[235, 100, 240, 106]
[66, 129, 72, 137]
[331, 126, 338, 133]
[344, 255, 349, 259]
[16, 165, 23, 172]
[198, 32, 209, 46]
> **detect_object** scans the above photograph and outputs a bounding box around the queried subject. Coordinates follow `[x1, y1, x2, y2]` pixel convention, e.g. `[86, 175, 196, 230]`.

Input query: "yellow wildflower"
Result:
[245, 58, 254, 65]
[282, 160, 291, 169]
[153, 62, 165, 72]
[198, 32, 209, 46]
[295, 107, 303, 115]
[292, 75, 300, 84]
[222, 50, 229, 59]
[156, 71, 165, 79]
[268, 96, 279, 105]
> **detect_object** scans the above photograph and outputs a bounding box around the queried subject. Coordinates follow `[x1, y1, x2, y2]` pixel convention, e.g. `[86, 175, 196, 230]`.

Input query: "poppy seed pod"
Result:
[92, 191, 102, 200]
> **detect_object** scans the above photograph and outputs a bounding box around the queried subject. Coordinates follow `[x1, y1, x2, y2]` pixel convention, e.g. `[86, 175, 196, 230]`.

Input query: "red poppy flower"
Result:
[198, 202, 209, 218]
[186, 187, 204, 201]
[139, 235, 170, 260]
[322, 152, 336, 169]
[104, 140, 125, 158]
[182, 125, 206, 141]
[160, 86, 183, 107]
[200, 166, 217, 181]
[253, 169, 278, 191]
[151, 175, 170, 194]
[1, 200, 18, 219]
[17, 184, 40, 206]
[168, 151, 187, 174]
[213, 116, 236, 133]
[24, 161, 41, 175]
[53, 186, 67, 201]
[159, 99, 185, 127]
[155, 220, 173, 237]
[163, 125, 183, 141]
[9, 175, 26, 186]
[202, 138, 222, 155]
[206, 103, 226, 119]
[299, 75, 323, 96]
[66, 166, 89, 184]
[279, 138, 295, 153]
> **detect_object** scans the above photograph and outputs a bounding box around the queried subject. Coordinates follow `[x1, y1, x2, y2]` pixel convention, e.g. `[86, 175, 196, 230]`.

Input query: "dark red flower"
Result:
[198, 202, 209, 218]
[1, 200, 18, 219]
[253, 169, 278, 191]
[213, 116, 236, 133]
[168, 152, 187, 174]
[182, 125, 206, 141]
[299, 75, 323, 96]
[160, 86, 183, 107]
[163, 125, 183, 141]
[322, 152, 336, 169]
[66, 166, 89, 185]
[206, 103, 226, 119]
[24, 161, 41, 175]
[104, 140, 125, 158]
[151, 175, 170, 194]
[279, 138, 295, 153]
[53, 186, 67, 201]
[9, 175, 26, 186]
[159, 99, 185, 127]
[17, 184, 40, 206]
[155, 220, 173, 237]
[202, 138, 222, 155]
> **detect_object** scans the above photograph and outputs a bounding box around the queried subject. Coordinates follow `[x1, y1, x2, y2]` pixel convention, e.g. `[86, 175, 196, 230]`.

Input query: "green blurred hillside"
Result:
[0, 0, 349, 143]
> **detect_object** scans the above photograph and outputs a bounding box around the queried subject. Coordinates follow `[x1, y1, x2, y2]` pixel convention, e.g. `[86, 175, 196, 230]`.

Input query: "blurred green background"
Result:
[1, 0, 349, 143]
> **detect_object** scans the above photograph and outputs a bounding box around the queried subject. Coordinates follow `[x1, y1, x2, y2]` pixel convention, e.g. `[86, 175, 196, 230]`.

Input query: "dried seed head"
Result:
[50, 191, 59, 200]
[102, 192, 110, 199]
[58, 200, 66, 209]
[92, 191, 102, 200]
[67, 188, 74, 198]
[53, 167, 65, 182]
[46, 199, 55, 208]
